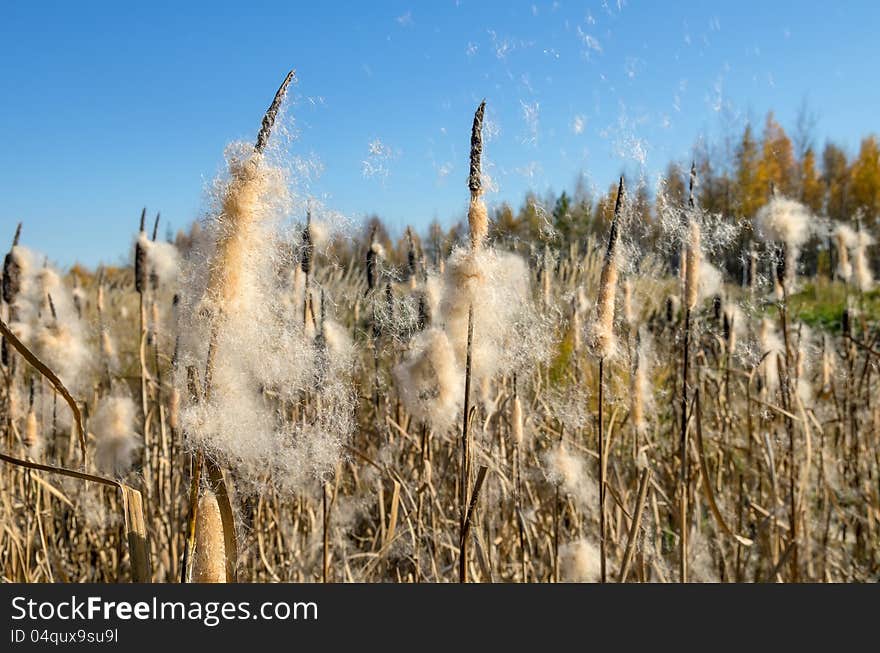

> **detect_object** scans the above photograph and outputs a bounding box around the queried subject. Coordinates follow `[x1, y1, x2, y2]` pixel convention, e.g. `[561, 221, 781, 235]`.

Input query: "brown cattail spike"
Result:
[468, 100, 486, 195]
[135, 209, 147, 294]
[254, 70, 296, 154]
[687, 161, 696, 209]
[366, 225, 377, 292]
[2, 223, 23, 305]
[301, 211, 313, 275]
[192, 493, 227, 583]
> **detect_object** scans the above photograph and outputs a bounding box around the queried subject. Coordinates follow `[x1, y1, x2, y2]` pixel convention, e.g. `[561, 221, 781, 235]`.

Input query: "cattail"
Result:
[821, 335, 834, 393]
[255, 70, 295, 154]
[168, 387, 180, 431]
[684, 221, 701, 310]
[301, 212, 313, 275]
[23, 408, 39, 454]
[202, 72, 294, 314]
[134, 209, 147, 294]
[92, 396, 139, 476]
[589, 177, 623, 359]
[559, 539, 601, 583]
[468, 100, 488, 250]
[759, 318, 781, 396]
[366, 227, 378, 292]
[511, 394, 524, 447]
[406, 227, 417, 284]
[722, 305, 738, 354]
[754, 197, 811, 288]
[774, 243, 787, 291]
[100, 328, 116, 361]
[2, 222, 23, 306]
[852, 230, 874, 291]
[192, 492, 227, 583]
[630, 349, 646, 435]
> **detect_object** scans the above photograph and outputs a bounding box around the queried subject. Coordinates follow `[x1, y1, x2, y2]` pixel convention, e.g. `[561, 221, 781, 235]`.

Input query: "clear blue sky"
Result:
[1, 1, 877, 267]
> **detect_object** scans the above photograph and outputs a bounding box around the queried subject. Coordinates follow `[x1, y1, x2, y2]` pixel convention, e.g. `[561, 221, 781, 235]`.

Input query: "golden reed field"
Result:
[2, 72, 879, 583]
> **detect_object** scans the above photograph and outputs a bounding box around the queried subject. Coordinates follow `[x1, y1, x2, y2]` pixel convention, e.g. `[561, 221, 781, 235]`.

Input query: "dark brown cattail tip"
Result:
[774, 243, 787, 286]
[135, 239, 147, 294]
[2, 251, 21, 305]
[255, 70, 296, 154]
[12, 222, 22, 247]
[468, 100, 486, 195]
[605, 176, 625, 260]
[688, 162, 697, 209]
[417, 294, 428, 331]
[139, 207, 147, 233]
[300, 222, 313, 275]
[152, 212, 161, 241]
[365, 249, 376, 292]
[47, 293, 57, 321]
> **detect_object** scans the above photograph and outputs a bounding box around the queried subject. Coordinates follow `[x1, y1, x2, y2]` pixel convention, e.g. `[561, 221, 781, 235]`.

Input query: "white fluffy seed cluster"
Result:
[6, 246, 92, 394]
[393, 245, 551, 430]
[176, 143, 355, 492]
[91, 396, 140, 476]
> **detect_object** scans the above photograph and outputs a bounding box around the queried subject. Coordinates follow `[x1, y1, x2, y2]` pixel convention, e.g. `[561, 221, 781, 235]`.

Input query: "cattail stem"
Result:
[679, 307, 690, 583]
[618, 467, 651, 583]
[459, 303, 474, 583]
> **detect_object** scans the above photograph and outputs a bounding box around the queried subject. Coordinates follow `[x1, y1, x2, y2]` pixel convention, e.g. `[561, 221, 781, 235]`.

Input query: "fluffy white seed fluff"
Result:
[91, 396, 140, 476]
[754, 197, 813, 286]
[559, 539, 602, 582]
[393, 328, 463, 430]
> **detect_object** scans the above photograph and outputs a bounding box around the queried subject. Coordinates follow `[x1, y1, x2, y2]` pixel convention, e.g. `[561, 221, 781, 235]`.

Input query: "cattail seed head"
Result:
[3, 248, 22, 305]
[24, 408, 39, 454]
[511, 395, 524, 447]
[588, 177, 623, 359]
[135, 210, 148, 294]
[852, 230, 875, 291]
[100, 328, 116, 361]
[468, 197, 488, 251]
[169, 387, 180, 431]
[468, 101, 488, 250]
[300, 214, 313, 275]
[192, 492, 227, 583]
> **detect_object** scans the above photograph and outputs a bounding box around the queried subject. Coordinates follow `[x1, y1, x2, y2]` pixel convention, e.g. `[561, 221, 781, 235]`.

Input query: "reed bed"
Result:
[0, 76, 878, 584]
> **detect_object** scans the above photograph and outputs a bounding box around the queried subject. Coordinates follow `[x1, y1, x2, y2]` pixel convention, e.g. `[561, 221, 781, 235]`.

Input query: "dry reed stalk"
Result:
[618, 467, 650, 582]
[0, 451, 151, 581]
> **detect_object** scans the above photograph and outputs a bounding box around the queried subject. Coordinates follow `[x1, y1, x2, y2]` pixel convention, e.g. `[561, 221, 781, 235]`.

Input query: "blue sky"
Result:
[1, 1, 877, 267]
